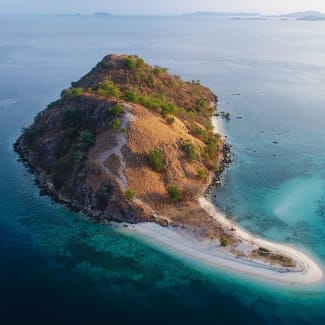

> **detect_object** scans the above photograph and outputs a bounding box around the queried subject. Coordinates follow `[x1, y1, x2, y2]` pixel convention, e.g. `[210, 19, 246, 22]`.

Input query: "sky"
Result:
[1, 0, 325, 15]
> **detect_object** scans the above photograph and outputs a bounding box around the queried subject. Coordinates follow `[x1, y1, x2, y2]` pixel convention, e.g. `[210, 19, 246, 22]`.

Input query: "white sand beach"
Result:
[117, 208, 323, 286]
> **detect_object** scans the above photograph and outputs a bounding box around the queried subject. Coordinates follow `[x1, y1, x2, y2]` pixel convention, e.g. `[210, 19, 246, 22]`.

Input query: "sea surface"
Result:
[1, 15, 325, 324]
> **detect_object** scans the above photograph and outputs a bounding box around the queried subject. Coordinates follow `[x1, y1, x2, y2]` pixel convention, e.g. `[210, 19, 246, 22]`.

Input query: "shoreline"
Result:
[117, 115, 323, 286]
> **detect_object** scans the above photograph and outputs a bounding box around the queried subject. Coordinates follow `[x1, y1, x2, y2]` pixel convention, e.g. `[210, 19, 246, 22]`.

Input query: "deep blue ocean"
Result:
[1, 15, 325, 324]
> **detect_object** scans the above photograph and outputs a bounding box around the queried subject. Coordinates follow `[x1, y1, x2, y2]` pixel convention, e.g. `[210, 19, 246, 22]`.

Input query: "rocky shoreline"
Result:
[205, 141, 232, 197]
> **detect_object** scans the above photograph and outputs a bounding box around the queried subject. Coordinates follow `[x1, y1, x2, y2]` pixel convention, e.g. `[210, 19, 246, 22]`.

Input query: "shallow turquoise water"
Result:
[1, 15, 325, 323]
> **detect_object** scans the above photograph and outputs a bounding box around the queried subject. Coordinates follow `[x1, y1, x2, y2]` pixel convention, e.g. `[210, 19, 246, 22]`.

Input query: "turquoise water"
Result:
[1, 15, 325, 323]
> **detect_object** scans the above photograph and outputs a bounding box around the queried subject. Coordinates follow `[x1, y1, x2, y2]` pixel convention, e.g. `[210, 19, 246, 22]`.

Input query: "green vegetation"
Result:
[95, 79, 120, 98]
[148, 148, 164, 172]
[137, 95, 163, 110]
[62, 107, 81, 129]
[125, 188, 136, 200]
[123, 90, 137, 102]
[161, 103, 178, 117]
[167, 185, 181, 202]
[79, 129, 95, 150]
[124, 56, 136, 70]
[80, 55, 217, 138]
[220, 236, 229, 247]
[61, 87, 84, 98]
[183, 140, 197, 163]
[108, 103, 123, 116]
[197, 168, 207, 180]
[111, 118, 121, 132]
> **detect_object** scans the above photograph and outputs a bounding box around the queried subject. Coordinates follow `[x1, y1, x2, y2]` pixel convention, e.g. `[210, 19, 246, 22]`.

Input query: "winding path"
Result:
[97, 104, 134, 190]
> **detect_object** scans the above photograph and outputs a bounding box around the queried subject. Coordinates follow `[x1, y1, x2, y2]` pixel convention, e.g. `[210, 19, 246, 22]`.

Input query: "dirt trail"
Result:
[97, 104, 134, 190]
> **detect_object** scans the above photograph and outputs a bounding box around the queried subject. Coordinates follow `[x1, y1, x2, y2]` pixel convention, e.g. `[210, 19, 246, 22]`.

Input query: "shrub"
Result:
[153, 66, 162, 75]
[183, 140, 197, 163]
[194, 126, 210, 142]
[220, 236, 229, 247]
[167, 185, 181, 202]
[123, 90, 137, 102]
[197, 98, 207, 110]
[148, 148, 164, 172]
[205, 139, 217, 158]
[79, 129, 95, 149]
[137, 57, 145, 67]
[95, 79, 120, 98]
[137, 96, 162, 110]
[62, 107, 81, 129]
[125, 188, 136, 200]
[61, 87, 84, 98]
[124, 56, 136, 70]
[111, 118, 121, 132]
[197, 168, 206, 180]
[161, 103, 178, 117]
[108, 103, 123, 116]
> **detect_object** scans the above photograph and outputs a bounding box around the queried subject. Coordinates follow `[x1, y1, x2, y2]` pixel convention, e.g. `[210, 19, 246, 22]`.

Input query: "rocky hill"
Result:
[15, 54, 227, 237]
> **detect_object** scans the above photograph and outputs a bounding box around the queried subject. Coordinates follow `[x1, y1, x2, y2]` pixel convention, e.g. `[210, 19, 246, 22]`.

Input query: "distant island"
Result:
[184, 11, 260, 17]
[297, 15, 325, 21]
[93, 12, 112, 16]
[282, 10, 324, 18]
[280, 10, 325, 21]
[15, 54, 323, 285]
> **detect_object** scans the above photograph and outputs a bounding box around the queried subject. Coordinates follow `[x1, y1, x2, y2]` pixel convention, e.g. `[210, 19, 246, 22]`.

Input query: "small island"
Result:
[15, 54, 323, 285]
